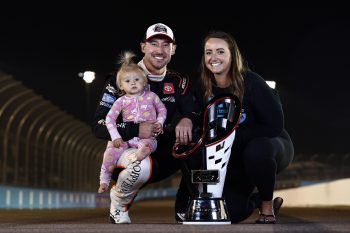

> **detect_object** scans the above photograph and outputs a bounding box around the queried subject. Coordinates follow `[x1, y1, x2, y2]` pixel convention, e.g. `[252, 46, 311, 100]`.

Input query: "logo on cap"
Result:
[153, 24, 168, 34]
[145, 23, 174, 42]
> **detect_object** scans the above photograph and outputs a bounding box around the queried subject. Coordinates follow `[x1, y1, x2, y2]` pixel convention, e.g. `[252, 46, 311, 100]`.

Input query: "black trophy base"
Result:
[182, 198, 231, 225]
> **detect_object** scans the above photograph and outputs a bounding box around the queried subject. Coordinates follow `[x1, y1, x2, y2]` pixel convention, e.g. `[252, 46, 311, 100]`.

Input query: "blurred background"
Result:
[1, 5, 349, 208]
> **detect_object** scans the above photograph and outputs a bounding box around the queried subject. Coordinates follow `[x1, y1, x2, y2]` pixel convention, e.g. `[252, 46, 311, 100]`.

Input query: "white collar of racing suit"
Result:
[138, 60, 166, 82]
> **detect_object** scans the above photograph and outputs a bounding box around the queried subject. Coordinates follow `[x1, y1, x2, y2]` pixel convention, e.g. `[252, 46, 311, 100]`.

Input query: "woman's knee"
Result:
[224, 191, 255, 223]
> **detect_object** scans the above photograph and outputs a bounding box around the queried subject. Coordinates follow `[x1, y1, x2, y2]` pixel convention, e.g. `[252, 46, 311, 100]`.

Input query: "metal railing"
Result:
[0, 72, 105, 192]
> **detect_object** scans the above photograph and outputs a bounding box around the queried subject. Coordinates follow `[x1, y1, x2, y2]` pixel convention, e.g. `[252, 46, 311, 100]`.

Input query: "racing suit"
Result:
[91, 68, 197, 211]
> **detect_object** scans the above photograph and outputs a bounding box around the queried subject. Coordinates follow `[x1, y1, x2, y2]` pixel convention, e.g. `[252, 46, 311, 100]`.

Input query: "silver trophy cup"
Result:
[173, 94, 241, 224]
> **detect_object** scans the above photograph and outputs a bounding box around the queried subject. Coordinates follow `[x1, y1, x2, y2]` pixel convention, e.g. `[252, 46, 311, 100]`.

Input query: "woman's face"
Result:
[204, 38, 231, 76]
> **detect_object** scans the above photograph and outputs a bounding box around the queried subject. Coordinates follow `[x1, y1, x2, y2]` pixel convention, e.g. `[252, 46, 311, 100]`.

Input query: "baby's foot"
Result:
[135, 144, 151, 161]
[98, 183, 108, 193]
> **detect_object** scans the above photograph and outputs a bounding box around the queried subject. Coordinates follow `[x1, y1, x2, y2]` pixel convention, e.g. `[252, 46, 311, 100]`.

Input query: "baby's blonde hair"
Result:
[116, 51, 147, 95]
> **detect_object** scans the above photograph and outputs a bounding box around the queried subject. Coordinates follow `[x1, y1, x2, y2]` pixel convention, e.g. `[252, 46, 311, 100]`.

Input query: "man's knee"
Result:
[117, 157, 152, 190]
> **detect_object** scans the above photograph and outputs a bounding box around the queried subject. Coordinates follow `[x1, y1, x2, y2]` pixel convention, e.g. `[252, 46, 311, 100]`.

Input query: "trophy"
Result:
[173, 94, 241, 224]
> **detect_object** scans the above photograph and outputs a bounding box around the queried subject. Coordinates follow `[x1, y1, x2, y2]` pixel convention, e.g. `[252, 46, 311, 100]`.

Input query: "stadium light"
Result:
[266, 80, 276, 89]
[78, 71, 96, 121]
[78, 71, 95, 84]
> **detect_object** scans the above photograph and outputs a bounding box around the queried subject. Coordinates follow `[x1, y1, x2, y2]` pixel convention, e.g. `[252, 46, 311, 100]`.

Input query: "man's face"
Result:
[140, 37, 176, 74]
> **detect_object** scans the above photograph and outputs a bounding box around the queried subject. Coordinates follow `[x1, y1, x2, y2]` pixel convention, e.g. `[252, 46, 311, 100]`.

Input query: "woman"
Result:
[177, 31, 294, 224]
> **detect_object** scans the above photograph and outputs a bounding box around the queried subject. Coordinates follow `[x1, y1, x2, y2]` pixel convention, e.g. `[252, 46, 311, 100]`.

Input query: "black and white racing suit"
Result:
[91, 67, 197, 212]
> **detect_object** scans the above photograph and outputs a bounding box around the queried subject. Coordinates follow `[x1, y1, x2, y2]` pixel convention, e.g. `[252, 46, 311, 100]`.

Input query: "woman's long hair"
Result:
[199, 31, 246, 103]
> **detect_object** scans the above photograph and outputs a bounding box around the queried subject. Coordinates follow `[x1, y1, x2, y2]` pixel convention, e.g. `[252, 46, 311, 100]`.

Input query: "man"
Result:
[91, 23, 197, 224]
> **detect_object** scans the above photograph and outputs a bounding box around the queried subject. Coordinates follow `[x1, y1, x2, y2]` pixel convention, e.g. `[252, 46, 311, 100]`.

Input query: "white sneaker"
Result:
[109, 209, 131, 224]
[175, 212, 186, 223]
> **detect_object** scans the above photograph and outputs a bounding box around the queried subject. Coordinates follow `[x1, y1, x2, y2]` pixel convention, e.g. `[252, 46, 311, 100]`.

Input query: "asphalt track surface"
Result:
[1, 198, 350, 233]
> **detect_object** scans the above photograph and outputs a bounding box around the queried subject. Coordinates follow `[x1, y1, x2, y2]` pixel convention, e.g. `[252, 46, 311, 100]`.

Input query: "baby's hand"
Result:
[112, 138, 124, 148]
[98, 183, 108, 193]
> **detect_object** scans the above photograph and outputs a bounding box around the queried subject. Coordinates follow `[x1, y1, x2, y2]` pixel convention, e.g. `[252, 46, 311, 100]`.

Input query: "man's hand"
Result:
[139, 121, 156, 139]
[154, 122, 164, 136]
[175, 117, 193, 145]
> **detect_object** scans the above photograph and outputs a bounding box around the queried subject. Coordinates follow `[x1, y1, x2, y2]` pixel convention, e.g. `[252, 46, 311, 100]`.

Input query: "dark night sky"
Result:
[1, 5, 350, 155]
